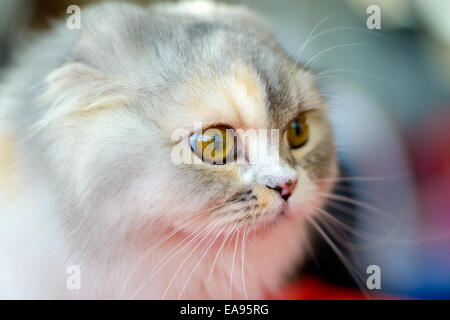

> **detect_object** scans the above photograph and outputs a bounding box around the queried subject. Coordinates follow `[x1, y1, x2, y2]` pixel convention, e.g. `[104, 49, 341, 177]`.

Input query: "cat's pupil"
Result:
[293, 120, 302, 136]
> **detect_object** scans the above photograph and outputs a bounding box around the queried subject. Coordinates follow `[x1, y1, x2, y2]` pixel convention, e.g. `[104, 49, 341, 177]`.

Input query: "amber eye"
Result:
[287, 114, 309, 149]
[190, 126, 235, 164]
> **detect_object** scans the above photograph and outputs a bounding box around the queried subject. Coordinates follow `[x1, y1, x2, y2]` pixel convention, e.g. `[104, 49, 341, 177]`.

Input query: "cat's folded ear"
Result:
[33, 62, 128, 132]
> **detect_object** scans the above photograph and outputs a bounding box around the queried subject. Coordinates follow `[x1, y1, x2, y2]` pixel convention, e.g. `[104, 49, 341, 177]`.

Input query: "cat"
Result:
[0, 0, 337, 299]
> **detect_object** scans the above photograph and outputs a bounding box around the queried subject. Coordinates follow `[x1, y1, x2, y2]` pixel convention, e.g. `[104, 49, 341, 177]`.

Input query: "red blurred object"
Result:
[407, 107, 450, 232]
[270, 276, 369, 300]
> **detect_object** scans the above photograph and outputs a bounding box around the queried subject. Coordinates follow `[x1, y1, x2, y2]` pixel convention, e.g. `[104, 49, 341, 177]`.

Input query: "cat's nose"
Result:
[267, 178, 297, 201]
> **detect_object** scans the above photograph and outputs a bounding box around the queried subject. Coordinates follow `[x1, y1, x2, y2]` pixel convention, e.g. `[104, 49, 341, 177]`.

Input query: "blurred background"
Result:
[0, 0, 449, 299]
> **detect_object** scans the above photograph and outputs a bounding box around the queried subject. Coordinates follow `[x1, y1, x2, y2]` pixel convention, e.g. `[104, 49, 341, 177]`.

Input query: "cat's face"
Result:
[158, 63, 337, 237]
[38, 2, 337, 243]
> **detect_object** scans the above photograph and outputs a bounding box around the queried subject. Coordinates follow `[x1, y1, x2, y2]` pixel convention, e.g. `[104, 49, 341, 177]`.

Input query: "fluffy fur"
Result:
[0, 1, 337, 299]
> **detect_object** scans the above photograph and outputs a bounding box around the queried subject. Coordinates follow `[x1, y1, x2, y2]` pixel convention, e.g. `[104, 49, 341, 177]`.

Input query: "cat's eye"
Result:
[287, 114, 309, 149]
[190, 126, 235, 164]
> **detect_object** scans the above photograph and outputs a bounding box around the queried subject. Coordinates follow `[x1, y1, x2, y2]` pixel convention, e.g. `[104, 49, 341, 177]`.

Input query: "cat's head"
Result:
[37, 2, 337, 243]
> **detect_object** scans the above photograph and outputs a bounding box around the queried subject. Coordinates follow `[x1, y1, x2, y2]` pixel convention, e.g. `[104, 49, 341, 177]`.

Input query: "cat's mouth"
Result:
[166, 200, 297, 243]
[232, 205, 299, 240]
[230, 202, 296, 235]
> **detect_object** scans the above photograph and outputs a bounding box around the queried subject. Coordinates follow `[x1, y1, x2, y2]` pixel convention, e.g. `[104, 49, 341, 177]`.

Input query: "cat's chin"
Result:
[233, 206, 307, 242]
[189, 209, 301, 244]
[158, 199, 311, 251]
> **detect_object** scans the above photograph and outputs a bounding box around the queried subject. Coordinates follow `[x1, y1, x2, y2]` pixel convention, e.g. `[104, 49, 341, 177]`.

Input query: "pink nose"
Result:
[268, 179, 297, 201]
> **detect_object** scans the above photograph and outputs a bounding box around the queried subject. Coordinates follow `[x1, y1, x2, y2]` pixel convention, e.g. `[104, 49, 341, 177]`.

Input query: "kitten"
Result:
[0, 1, 337, 299]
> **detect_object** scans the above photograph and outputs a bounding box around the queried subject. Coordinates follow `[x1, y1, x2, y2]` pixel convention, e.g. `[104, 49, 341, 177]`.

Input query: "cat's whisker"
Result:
[160, 220, 225, 299]
[318, 210, 397, 251]
[323, 198, 450, 248]
[318, 195, 417, 252]
[284, 11, 335, 76]
[332, 184, 394, 218]
[322, 197, 399, 240]
[206, 224, 237, 286]
[241, 226, 249, 300]
[128, 232, 199, 299]
[315, 206, 371, 245]
[129, 219, 221, 299]
[287, 23, 394, 77]
[332, 183, 386, 203]
[306, 216, 371, 299]
[251, 220, 258, 246]
[299, 92, 340, 102]
[120, 199, 242, 298]
[313, 173, 408, 183]
[323, 199, 388, 229]
[315, 68, 399, 87]
[309, 25, 395, 43]
[315, 75, 360, 84]
[317, 206, 402, 253]
[317, 192, 392, 218]
[175, 224, 228, 300]
[313, 214, 371, 282]
[315, 212, 357, 251]
[303, 41, 368, 71]
[229, 230, 240, 300]
[303, 226, 320, 269]
[119, 210, 209, 298]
